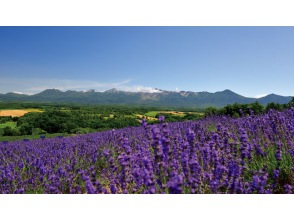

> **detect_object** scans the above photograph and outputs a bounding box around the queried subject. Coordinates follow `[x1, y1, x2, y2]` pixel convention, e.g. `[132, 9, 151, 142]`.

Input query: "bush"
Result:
[204, 107, 218, 117]
[32, 128, 46, 135]
[70, 127, 95, 134]
[19, 123, 33, 135]
[3, 126, 20, 136]
[0, 128, 4, 136]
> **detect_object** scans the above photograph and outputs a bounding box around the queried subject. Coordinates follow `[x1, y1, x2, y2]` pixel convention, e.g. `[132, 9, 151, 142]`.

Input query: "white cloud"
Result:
[12, 91, 25, 94]
[116, 85, 161, 93]
[255, 94, 268, 98]
[175, 88, 180, 92]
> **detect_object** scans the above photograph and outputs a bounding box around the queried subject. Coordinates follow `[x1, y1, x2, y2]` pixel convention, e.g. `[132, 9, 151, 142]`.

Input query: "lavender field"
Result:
[1, 108, 294, 194]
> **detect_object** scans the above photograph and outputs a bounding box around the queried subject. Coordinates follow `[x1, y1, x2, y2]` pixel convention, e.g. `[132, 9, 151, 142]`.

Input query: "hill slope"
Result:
[0, 89, 292, 108]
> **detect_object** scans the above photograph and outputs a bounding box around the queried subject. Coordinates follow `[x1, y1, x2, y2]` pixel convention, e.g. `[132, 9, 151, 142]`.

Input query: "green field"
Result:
[145, 111, 159, 117]
[0, 122, 17, 129]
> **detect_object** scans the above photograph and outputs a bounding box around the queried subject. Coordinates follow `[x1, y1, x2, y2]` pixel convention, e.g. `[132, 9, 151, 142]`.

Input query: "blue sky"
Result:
[0, 26, 293, 97]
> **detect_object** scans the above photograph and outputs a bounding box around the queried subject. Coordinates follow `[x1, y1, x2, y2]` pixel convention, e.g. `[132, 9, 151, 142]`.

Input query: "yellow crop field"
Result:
[0, 109, 43, 117]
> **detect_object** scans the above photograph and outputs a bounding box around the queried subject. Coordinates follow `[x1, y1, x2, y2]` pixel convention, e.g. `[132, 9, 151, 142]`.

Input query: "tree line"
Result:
[204, 98, 294, 118]
[0, 109, 142, 137]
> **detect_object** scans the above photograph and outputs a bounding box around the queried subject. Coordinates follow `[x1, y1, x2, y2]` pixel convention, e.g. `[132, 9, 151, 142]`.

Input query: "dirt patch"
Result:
[161, 111, 203, 116]
[135, 114, 157, 121]
[163, 111, 185, 115]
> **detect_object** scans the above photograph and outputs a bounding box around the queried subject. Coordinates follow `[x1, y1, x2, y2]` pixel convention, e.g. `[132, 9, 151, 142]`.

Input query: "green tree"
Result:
[288, 97, 294, 107]
[265, 102, 282, 112]
[19, 123, 33, 135]
[204, 107, 218, 117]
[250, 101, 264, 115]
[3, 126, 20, 136]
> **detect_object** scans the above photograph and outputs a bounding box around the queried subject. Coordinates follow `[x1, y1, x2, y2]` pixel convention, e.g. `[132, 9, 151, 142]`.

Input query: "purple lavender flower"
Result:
[273, 169, 280, 179]
[167, 172, 183, 194]
[275, 142, 283, 161]
[251, 173, 260, 191]
[14, 188, 25, 194]
[158, 115, 165, 123]
[284, 184, 293, 194]
[85, 179, 96, 194]
[110, 184, 117, 194]
[140, 119, 148, 127]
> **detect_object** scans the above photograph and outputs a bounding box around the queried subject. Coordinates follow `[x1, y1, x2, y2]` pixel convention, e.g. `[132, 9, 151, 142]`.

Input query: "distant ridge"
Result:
[0, 88, 292, 108]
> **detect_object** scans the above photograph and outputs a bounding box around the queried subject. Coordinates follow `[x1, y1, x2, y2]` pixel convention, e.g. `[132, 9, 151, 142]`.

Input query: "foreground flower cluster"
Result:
[1, 108, 294, 194]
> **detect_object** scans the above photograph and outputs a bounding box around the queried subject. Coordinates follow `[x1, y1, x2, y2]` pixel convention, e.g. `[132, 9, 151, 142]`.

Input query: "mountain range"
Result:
[0, 89, 292, 108]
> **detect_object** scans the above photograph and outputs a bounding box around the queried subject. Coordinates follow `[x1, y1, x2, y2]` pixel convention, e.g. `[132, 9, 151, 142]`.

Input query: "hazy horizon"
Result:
[1, 27, 294, 98]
